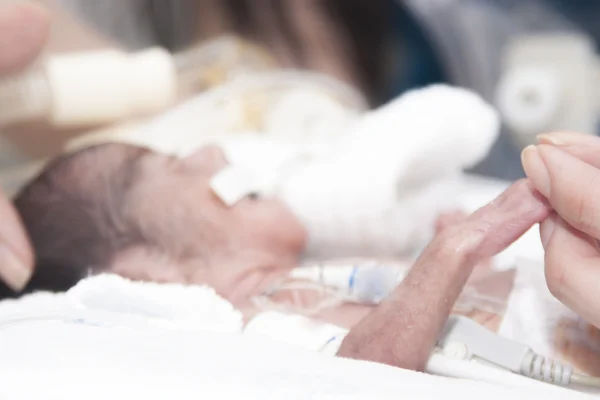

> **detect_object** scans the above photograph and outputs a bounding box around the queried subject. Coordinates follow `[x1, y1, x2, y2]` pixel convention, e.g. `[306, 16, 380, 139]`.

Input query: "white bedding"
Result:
[0, 268, 589, 399]
[0, 319, 591, 400]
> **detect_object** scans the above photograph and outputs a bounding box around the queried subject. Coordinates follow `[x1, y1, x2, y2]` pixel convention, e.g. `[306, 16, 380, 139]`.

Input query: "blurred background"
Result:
[2, 0, 600, 190]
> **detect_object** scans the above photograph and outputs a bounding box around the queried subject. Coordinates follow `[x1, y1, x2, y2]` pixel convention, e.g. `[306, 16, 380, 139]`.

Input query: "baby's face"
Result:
[124, 145, 307, 298]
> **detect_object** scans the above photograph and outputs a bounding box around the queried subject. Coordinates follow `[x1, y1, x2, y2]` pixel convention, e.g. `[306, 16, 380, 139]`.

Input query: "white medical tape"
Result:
[209, 165, 262, 206]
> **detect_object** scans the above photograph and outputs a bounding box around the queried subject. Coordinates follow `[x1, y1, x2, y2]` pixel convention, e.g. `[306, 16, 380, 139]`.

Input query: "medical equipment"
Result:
[249, 259, 411, 316]
[63, 67, 365, 159]
[397, 0, 599, 181]
[0, 48, 175, 128]
[252, 258, 514, 325]
[0, 36, 275, 128]
[243, 307, 600, 392]
[496, 33, 599, 148]
[500, 257, 600, 380]
[437, 315, 600, 391]
[288, 261, 407, 305]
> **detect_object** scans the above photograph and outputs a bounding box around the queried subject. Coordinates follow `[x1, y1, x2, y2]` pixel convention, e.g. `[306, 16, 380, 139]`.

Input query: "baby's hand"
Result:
[337, 180, 550, 371]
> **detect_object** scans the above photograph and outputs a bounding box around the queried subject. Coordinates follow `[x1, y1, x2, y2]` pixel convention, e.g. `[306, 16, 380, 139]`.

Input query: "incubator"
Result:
[398, 0, 600, 180]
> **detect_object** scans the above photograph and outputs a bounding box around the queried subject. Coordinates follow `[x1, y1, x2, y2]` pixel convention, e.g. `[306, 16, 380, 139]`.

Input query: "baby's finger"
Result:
[457, 179, 550, 261]
[538, 131, 600, 169]
[522, 144, 600, 240]
[0, 3, 49, 75]
[434, 210, 468, 234]
[544, 214, 600, 328]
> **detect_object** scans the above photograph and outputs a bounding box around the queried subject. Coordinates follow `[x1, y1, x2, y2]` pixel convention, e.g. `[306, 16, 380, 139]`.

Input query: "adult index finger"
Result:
[0, 3, 49, 75]
[538, 131, 600, 170]
[523, 144, 600, 242]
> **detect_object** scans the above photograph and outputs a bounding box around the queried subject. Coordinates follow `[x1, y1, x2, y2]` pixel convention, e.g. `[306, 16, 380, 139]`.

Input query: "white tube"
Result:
[426, 352, 558, 391]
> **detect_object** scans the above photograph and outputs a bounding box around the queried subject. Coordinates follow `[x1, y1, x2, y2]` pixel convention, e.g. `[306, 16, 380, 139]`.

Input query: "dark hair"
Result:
[1, 145, 147, 298]
[190, 0, 394, 104]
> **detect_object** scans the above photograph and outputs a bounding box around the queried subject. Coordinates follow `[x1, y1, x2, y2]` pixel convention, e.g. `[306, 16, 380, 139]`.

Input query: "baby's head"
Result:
[11, 144, 306, 302]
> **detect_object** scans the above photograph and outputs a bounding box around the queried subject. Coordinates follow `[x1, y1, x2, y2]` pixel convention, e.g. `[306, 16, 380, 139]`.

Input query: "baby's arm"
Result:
[336, 180, 550, 371]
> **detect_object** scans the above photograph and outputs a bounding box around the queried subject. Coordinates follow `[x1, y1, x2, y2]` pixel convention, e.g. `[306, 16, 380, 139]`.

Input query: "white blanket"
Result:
[0, 321, 590, 400]
[0, 273, 591, 399]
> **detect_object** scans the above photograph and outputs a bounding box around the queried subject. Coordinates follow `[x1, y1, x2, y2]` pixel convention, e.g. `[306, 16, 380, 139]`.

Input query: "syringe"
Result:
[0, 36, 275, 129]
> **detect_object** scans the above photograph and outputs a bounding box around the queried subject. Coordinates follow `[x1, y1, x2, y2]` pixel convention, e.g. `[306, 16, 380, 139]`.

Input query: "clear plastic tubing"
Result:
[289, 263, 406, 305]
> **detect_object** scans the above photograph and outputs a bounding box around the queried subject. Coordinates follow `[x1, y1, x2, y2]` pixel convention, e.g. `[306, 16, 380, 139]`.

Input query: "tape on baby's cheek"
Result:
[209, 142, 290, 206]
[209, 165, 263, 206]
[244, 311, 349, 356]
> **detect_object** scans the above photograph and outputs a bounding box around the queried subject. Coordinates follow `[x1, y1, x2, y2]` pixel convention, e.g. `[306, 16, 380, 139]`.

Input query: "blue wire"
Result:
[348, 266, 358, 293]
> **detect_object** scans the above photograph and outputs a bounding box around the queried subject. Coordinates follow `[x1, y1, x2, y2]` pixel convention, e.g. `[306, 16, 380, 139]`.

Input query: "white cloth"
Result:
[0, 321, 590, 400]
[0, 274, 243, 333]
[0, 274, 592, 399]
[244, 310, 349, 355]
[280, 85, 499, 257]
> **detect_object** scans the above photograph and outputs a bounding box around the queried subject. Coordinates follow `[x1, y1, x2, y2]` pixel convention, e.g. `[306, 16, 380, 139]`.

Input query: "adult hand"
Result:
[522, 131, 600, 328]
[0, 3, 50, 290]
[337, 180, 549, 370]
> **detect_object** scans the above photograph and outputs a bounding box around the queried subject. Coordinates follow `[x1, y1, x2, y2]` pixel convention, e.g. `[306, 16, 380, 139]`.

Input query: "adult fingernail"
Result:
[537, 131, 599, 147]
[521, 145, 551, 197]
[540, 214, 557, 249]
[0, 244, 30, 291]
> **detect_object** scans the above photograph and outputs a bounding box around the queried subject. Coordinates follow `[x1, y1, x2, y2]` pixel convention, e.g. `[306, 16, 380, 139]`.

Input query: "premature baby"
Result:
[10, 81, 546, 370]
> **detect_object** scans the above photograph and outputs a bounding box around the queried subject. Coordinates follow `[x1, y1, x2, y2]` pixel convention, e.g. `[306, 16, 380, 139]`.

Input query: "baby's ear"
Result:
[108, 247, 187, 285]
